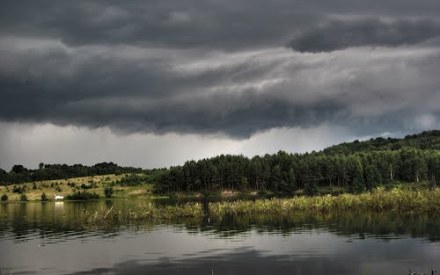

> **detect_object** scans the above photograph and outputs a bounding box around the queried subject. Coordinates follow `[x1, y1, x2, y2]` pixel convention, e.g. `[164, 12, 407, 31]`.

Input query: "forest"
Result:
[154, 130, 440, 194]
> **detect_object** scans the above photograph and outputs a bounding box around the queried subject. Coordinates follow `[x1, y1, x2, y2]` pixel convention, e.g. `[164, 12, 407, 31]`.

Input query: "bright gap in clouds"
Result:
[0, 122, 357, 170]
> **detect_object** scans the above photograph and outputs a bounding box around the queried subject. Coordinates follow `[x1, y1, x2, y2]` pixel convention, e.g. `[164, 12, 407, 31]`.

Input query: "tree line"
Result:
[0, 162, 143, 185]
[155, 148, 440, 195]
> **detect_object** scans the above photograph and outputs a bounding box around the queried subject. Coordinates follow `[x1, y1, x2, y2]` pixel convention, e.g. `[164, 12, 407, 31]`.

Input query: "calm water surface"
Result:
[1, 200, 440, 275]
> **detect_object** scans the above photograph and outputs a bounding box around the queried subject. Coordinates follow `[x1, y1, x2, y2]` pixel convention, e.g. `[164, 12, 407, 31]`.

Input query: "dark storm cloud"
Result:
[289, 19, 440, 52]
[1, 0, 439, 50]
[1, 0, 440, 138]
[0, 0, 314, 50]
[0, 42, 346, 137]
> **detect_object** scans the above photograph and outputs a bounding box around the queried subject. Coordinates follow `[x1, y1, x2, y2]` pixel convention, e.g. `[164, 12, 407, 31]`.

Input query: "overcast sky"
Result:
[1, 0, 439, 170]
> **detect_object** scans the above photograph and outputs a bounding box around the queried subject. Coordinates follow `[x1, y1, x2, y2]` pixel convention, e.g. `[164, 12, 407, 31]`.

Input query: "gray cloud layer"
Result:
[0, 0, 440, 138]
[289, 19, 440, 52]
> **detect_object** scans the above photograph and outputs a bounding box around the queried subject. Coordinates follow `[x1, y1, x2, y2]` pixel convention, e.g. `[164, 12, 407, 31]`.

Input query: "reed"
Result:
[79, 187, 440, 225]
[210, 187, 440, 217]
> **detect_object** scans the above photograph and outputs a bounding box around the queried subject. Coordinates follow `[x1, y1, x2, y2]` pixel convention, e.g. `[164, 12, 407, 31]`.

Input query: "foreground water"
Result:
[1, 200, 440, 275]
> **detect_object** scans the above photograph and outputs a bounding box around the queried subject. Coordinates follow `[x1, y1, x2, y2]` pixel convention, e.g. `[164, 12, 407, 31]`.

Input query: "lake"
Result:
[1, 200, 440, 275]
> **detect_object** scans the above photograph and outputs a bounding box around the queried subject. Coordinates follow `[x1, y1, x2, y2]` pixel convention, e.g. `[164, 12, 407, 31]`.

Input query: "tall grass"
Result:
[80, 202, 203, 225]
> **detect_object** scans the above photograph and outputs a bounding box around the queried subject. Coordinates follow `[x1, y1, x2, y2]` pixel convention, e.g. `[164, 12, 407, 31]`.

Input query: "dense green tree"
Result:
[1, 194, 8, 201]
[239, 177, 249, 190]
[304, 179, 318, 196]
[427, 152, 440, 185]
[41, 192, 48, 202]
[347, 155, 365, 193]
[285, 168, 296, 193]
[364, 165, 382, 190]
[104, 186, 113, 198]
[20, 194, 28, 201]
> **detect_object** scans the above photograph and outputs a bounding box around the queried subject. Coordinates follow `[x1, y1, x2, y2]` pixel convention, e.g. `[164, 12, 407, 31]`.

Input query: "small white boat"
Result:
[54, 195, 64, 201]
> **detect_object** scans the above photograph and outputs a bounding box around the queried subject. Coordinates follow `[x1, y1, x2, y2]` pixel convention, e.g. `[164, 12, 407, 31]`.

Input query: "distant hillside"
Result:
[323, 130, 440, 155]
[0, 162, 145, 185]
[3, 130, 440, 193]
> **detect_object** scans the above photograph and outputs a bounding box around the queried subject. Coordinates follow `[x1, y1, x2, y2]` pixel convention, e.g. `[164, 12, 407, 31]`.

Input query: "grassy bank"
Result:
[0, 174, 154, 201]
[79, 187, 440, 225]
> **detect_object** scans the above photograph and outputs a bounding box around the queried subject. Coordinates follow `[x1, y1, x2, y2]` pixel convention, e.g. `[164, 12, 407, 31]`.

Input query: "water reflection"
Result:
[2, 200, 440, 241]
[67, 244, 439, 275]
[0, 201, 439, 275]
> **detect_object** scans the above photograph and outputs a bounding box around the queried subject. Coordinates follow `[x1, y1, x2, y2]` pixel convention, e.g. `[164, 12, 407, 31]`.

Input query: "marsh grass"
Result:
[210, 187, 440, 217]
[79, 187, 440, 226]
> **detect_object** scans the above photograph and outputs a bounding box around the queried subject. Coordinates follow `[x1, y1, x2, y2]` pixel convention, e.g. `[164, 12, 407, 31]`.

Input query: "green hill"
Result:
[323, 130, 440, 154]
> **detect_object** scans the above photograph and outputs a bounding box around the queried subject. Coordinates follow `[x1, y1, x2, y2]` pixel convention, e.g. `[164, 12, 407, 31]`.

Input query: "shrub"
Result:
[41, 192, 48, 202]
[65, 191, 99, 201]
[118, 174, 146, 187]
[12, 185, 25, 194]
[20, 194, 28, 201]
[1, 194, 8, 201]
[104, 186, 113, 198]
[55, 186, 62, 192]
[80, 183, 95, 189]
